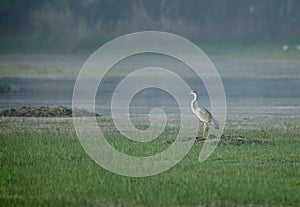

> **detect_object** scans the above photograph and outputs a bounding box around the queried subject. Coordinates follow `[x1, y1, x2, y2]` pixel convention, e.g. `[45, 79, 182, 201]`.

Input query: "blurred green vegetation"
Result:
[1, 0, 300, 53]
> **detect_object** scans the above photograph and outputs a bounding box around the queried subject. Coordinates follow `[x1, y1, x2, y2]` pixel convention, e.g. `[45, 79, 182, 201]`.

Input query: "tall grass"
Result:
[0, 120, 299, 206]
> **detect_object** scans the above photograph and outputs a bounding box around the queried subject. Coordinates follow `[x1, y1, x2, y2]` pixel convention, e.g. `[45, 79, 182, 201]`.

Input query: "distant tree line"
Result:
[1, 0, 299, 50]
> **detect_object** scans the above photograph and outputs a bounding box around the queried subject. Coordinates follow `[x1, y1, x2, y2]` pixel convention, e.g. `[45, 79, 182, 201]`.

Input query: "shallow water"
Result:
[0, 54, 299, 126]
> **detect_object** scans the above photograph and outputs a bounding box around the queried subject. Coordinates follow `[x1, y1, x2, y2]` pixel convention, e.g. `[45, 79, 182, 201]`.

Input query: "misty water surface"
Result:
[0, 54, 299, 121]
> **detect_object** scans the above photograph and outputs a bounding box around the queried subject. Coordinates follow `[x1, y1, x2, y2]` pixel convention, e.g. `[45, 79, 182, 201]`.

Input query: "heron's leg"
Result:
[202, 123, 207, 138]
[197, 122, 202, 138]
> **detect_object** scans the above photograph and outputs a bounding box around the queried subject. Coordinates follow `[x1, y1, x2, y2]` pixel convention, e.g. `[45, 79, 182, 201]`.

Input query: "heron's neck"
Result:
[191, 95, 197, 113]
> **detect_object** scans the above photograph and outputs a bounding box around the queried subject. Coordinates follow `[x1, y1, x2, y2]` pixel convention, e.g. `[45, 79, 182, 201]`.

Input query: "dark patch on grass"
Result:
[165, 134, 272, 146]
[219, 134, 272, 146]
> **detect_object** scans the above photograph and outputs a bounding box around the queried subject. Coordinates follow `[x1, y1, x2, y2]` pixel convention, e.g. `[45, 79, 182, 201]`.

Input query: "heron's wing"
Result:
[195, 107, 210, 122]
[196, 107, 219, 129]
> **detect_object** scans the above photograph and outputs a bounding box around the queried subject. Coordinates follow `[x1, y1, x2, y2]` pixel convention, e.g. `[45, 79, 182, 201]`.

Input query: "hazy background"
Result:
[1, 0, 300, 53]
[0, 0, 299, 124]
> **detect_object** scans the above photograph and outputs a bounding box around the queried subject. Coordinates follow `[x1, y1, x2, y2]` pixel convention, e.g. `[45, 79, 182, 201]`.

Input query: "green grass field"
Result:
[1, 38, 299, 206]
[0, 118, 299, 206]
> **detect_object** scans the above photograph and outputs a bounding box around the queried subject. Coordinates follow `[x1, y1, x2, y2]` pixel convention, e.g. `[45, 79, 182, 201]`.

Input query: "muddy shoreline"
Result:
[0, 106, 98, 117]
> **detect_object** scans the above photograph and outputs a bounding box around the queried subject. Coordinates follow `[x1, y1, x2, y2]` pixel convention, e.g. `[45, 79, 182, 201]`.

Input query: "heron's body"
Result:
[188, 90, 219, 137]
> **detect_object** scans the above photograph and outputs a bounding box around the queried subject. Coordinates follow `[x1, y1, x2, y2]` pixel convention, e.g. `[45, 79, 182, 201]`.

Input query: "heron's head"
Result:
[187, 90, 198, 95]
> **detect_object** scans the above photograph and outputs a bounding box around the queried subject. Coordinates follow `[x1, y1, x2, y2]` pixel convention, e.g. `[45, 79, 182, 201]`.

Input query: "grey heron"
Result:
[187, 90, 219, 137]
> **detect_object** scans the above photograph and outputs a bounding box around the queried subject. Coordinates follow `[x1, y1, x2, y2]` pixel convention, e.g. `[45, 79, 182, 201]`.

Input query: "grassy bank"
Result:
[0, 64, 79, 77]
[0, 38, 299, 79]
[0, 118, 299, 206]
[197, 38, 300, 58]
